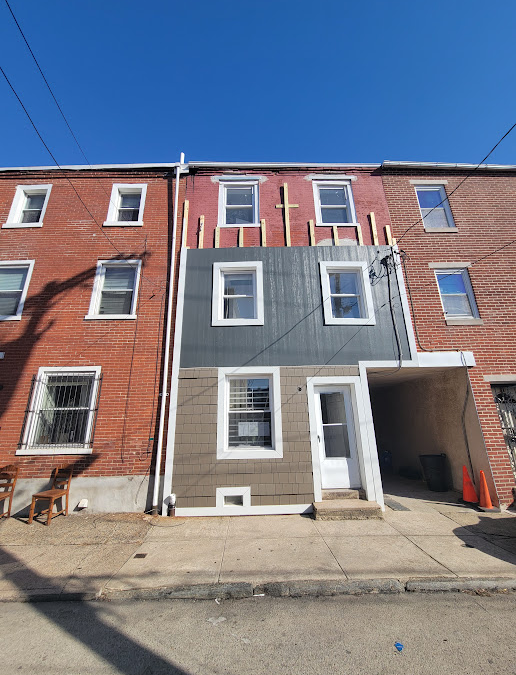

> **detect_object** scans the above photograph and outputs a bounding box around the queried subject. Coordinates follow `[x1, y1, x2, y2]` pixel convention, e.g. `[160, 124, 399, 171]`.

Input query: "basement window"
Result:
[216, 487, 251, 509]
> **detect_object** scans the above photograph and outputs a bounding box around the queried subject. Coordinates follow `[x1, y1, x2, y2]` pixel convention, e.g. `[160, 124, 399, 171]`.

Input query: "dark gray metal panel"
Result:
[180, 246, 413, 368]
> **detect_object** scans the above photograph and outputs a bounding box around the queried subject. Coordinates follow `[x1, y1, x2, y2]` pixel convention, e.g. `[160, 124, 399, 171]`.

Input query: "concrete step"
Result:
[322, 489, 360, 500]
[312, 499, 383, 521]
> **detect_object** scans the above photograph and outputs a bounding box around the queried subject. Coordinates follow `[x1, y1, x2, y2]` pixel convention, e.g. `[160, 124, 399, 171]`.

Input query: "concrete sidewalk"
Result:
[0, 490, 515, 601]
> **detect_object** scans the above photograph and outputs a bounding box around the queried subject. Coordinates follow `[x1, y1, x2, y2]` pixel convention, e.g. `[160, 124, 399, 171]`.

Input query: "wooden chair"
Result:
[28, 466, 73, 526]
[0, 465, 19, 519]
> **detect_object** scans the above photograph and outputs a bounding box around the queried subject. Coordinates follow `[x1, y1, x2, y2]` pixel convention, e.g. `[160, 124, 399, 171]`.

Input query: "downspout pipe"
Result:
[151, 152, 185, 514]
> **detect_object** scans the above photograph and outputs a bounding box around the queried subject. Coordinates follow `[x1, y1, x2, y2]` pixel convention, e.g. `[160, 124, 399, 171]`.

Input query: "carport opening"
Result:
[368, 366, 496, 506]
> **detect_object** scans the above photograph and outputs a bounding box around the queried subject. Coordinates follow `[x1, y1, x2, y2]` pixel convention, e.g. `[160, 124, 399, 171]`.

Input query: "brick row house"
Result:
[1, 158, 514, 517]
[0, 163, 183, 514]
[380, 161, 516, 507]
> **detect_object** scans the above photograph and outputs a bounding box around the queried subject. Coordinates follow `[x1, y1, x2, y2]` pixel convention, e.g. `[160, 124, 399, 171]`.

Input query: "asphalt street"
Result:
[3, 593, 514, 675]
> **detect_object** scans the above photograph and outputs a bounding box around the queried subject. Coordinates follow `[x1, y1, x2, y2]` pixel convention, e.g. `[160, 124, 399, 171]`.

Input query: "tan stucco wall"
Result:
[369, 367, 497, 501]
[173, 366, 359, 508]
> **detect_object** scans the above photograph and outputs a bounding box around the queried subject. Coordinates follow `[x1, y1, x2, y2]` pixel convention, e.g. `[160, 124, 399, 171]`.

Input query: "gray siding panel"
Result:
[180, 246, 412, 368]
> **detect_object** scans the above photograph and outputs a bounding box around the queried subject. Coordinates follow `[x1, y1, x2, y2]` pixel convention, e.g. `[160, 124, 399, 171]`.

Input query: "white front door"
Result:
[314, 386, 361, 489]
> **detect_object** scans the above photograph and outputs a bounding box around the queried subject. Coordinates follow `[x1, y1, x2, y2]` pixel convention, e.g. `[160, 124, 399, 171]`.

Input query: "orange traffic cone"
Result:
[478, 470, 498, 511]
[462, 465, 478, 504]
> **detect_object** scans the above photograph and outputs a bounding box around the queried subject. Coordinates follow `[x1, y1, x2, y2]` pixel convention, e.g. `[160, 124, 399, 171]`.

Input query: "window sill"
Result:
[103, 221, 143, 227]
[212, 318, 264, 327]
[2, 222, 43, 229]
[445, 317, 484, 326]
[84, 314, 137, 320]
[424, 226, 458, 233]
[217, 447, 283, 460]
[16, 447, 93, 456]
[217, 222, 261, 228]
[324, 317, 376, 326]
[0, 315, 22, 321]
[315, 221, 359, 228]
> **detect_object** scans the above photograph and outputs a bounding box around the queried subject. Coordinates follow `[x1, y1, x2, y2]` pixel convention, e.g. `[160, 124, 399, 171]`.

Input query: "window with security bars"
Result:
[0, 265, 30, 318]
[20, 370, 101, 452]
[228, 378, 272, 447]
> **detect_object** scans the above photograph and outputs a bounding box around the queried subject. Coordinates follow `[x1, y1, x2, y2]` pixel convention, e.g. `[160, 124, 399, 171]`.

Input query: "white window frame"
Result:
[434, 267, 479, 320]
[319, 261, 375, 326]
[216, 486, 251, 510]
[212, 261, 264, 326]
[17, 365, 101, 456]
[415, 185, 456, 231]
[85, 259, 141, 320]
[312, 180, 357, 227]
[104, 184, 147, 227]
[217, 366, 283, 460]
[0, 260, 35, 321]
[218, 179, 259, 227]
[3, 185, 52, 228]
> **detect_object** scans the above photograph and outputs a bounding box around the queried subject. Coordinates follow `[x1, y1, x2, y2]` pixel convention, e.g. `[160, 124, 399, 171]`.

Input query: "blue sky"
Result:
[1, 0, 515, 167]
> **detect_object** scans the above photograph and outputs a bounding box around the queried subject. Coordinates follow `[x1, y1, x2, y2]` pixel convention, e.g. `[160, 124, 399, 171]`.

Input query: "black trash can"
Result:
[419, 453, 448, 492]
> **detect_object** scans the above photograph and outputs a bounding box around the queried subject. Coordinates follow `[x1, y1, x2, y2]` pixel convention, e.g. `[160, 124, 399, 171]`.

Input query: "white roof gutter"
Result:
[382, 160, 516, 171]
[189, 161, 381, 169]
[0, 162, 181, 172]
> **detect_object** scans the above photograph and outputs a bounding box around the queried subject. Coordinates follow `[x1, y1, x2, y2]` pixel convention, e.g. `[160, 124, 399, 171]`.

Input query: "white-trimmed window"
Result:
[86, 260, 141, 320]
[3, 185, 52, 228]
[212, 261, 264, 326]
[216, 487, 251, 509]
[104, 184, 147, 226]
[415, 186, 455, 230]
[217, 367, 283, 460]
[313, 180, 357, 226]
[18, 366, 101, 455]
[319, 261, 375, 325]
[218, 180, 259, 227]
[435, 268, 479, 319]
[0, 260, 34, 320]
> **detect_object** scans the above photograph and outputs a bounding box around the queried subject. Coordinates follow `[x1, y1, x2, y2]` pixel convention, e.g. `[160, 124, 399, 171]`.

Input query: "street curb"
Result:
[2, 577, 516, 603]
[405, 577, 516, 593]
[254, 579, 404, 597]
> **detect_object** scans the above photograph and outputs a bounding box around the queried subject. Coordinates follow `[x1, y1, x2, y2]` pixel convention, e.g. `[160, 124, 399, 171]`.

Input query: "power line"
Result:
[0, 64, 166, 292]
[4, 0, 91, 166]
[396, 121, 516, 243]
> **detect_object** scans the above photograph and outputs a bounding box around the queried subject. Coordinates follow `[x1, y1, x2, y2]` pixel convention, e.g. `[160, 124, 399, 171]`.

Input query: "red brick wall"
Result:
[0, 169, 178, 482]
[382, 169, 516, 504]
[184, 167, 392, 249]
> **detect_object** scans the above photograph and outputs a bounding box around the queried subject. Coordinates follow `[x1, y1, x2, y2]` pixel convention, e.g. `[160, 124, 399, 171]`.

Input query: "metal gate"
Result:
[492, 385, 516, 477]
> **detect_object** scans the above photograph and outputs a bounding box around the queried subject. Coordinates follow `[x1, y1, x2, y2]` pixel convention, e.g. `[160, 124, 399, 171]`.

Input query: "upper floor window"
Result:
[104, 184, 147, 227]
[319, 261, 375, 326]
[415, 185, 456, 230]
[3, 185, 52, 228]
[313, 181, 356, 226]
[85, 260, 141, 320]
[0, 260, 34, 320]
[218, 180, 259, 227]
[435, 268, 479, 319]
[212, 261, 264, 326]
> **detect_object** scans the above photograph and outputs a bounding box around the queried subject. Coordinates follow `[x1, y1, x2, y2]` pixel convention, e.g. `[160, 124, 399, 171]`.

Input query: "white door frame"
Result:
[307, 376, 381, 505]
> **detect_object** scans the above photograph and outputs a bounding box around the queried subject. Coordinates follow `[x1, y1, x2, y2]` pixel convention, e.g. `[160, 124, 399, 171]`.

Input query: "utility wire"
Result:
[0, 64, 165, 291]
[4, 0, 91, 166]
[396, 121, 516, 243]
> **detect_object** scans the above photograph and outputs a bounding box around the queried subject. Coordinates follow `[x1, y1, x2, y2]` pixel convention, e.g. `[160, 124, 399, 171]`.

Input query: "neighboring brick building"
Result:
[0, 163, 183, 513]
[381, 161, 516, 506]
[160, 162, 483, 516]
